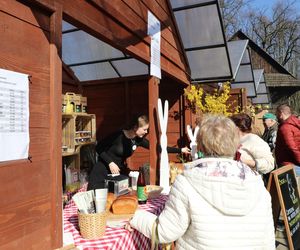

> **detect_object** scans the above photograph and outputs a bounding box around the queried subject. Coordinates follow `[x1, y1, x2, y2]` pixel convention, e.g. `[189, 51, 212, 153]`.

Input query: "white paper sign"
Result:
[0, 68, 29, 162]
[148, 11, 161, 79]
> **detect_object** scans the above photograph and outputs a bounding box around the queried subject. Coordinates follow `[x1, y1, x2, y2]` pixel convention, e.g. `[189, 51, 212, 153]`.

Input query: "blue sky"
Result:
[248, 0, 300, 13]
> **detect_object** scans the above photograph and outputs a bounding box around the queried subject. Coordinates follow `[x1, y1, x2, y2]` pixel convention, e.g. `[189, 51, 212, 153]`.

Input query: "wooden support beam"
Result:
[148, 76, 159, 185]
[50, 2, 63, 248]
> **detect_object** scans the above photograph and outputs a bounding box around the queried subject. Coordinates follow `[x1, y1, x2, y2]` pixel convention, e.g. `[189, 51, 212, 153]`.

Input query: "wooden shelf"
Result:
[62, 113, 97, 193]
[62, 113, 96, 154]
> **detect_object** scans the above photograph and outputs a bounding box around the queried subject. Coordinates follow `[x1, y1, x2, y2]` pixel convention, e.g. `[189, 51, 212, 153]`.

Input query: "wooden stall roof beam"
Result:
[61, 0, 190, 86]
[148, 76, 159, 185]
[50, 2, 63, 248]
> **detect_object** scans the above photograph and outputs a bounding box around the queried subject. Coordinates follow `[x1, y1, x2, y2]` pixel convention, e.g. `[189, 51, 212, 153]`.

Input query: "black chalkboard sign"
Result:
[267, 165, 300, 250]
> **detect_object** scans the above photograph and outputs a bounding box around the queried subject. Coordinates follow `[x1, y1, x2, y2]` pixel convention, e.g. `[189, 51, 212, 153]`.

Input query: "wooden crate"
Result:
[62, 114, 75, 154]
[62, 113, 96, 154]
[81, 96, 87, 113]
[62, 92, 88, 113]
[63, 154, 80, 192]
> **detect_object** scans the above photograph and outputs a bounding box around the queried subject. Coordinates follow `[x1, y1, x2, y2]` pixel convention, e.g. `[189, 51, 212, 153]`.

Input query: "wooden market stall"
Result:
[0, 0, 238, 249]
[0, 0, 190, 249]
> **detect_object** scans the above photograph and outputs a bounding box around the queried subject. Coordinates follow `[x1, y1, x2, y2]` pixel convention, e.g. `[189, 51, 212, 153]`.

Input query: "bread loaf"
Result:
[111, 195, 138, 214]
[106, 192, 117, 212]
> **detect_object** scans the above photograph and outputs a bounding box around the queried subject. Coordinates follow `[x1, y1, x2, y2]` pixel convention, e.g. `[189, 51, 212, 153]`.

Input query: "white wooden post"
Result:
[187, 125, 199, 161]
[158, 98, 170, 194]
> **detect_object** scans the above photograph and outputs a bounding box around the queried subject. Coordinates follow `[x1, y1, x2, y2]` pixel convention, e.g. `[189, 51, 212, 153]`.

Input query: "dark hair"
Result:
[127, 114, 149, 129]
[230, 113, 252, 133]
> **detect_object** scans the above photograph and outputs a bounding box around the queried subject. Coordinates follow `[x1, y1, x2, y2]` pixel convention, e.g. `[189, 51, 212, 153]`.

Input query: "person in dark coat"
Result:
[87, 115, 190, 190]
[261, 112, 278, 184]
[261, 113, 278, 152]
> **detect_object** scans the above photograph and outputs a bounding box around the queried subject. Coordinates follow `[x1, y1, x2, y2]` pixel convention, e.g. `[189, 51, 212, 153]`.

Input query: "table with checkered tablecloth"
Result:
[63, 188, 168, 250]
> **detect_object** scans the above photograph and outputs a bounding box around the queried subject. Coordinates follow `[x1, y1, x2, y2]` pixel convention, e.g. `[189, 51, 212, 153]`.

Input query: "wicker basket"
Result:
[78, 211, 107, 239]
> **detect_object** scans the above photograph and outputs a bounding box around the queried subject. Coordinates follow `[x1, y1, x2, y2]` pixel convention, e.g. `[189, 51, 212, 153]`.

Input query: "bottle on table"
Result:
[137, 167, 147, 204]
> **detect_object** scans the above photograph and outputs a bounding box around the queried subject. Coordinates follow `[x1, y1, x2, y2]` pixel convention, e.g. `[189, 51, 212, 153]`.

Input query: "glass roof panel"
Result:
[62, 21, 76, 32]
[253, 69, 264, 90]
[187, 48, 231, 80]
[227, 40, 248, 78]
[241, 47, 250, 64]
[174, 5, 224, 48]
[257, 82, 267, 94]
[231, 82, 256, 97]
[252, 94, 270, 104]
[170, 0, 214, 9]
[62, 31, 124, 65]
[112, 58, 148, 77]
[235, 65, 254, 82]
[71, 62, 119, 81]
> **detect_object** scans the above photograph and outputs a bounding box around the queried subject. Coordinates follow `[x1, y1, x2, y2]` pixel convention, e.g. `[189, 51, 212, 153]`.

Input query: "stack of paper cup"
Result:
[129, 171, 139, 190]
[94, 188, 108, 213]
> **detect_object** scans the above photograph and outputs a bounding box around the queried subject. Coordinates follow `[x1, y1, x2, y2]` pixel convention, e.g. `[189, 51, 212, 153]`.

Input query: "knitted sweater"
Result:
[130, 158, 275, 249]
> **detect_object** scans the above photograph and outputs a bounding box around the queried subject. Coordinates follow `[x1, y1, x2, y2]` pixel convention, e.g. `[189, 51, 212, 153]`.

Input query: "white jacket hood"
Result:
[183, 158, 264, 216]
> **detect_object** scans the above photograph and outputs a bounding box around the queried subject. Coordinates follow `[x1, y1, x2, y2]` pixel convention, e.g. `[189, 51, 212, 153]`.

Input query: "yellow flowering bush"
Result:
[184, 82, 238, 117]
[242, 104, 256, 118]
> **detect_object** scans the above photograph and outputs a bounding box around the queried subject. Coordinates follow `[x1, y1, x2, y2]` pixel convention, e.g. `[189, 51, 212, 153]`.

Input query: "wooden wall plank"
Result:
[0, 1, 54, 249]
[0, 160, 52, 248]
[1, 0, 50, 31]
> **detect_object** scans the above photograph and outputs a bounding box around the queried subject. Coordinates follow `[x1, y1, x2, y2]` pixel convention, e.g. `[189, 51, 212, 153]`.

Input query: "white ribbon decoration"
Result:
[187, 125, 199, 161]
[158, 98, 170, 194]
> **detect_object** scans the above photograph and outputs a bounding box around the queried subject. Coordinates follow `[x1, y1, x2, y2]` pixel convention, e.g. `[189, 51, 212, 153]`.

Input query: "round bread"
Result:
[111, 195, 138, 214]
[106, 192, 117, 211]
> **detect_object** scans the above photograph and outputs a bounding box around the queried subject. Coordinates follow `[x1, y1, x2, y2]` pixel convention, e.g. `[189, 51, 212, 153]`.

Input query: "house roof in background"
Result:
[230, 30, 294, 77]
[265, 73, 300, 87]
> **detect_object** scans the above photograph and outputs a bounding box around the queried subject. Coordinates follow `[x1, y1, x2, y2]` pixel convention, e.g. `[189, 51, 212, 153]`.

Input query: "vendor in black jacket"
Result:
[87, 115, 190, 191]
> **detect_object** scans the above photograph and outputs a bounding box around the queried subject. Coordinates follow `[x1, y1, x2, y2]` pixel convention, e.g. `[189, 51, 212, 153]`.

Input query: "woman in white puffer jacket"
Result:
[126, 114, 275, 250]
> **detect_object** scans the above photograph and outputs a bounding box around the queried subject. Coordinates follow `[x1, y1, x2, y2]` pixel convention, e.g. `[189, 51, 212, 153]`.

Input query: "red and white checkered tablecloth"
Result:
[63, 187, 168, 250]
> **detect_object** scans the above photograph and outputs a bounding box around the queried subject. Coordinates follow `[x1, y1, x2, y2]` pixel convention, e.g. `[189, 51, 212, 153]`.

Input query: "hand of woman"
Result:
[109, 162, 120, 174]
[181, 146, 191, 154]
[240, 155, 256, 170]
[124, 221, 134, 232]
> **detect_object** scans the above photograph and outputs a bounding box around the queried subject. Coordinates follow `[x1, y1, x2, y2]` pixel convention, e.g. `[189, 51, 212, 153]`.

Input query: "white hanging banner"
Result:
[0, 68, 29, 162]
[148, 11, 161, 79]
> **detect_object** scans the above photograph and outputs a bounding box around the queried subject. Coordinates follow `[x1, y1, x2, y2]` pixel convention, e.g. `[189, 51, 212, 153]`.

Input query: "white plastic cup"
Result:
[95, 188, 108, 199]
[95, 188, 108, 213]
[129, 171, 139, 190]
[95, 198, 107, 213]
[131, 176, 138, 190]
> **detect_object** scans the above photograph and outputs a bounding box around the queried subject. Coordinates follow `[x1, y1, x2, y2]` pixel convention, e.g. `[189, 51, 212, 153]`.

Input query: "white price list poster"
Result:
[0, 68, 29, 162]
[148, 11, 161, 79]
